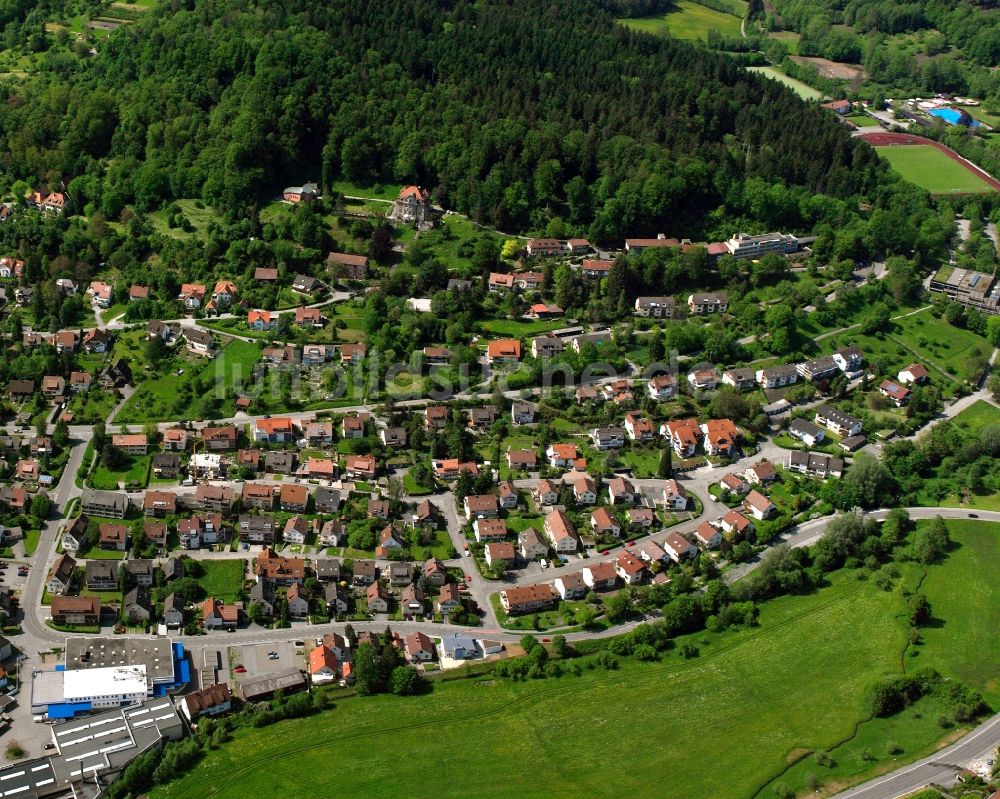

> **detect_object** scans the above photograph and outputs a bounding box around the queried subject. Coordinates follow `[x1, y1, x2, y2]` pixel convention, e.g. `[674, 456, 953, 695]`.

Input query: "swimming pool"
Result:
[928, 107, 983, 127]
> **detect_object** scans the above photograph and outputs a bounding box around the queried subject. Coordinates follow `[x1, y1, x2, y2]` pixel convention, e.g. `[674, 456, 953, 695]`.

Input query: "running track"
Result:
[856, 129, 1000, 192]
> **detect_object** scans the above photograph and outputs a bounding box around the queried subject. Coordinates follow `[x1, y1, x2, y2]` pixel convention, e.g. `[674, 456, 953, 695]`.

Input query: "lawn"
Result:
[847, 113, 881, 127]
[117, 339, 263, 422]
[328, 180, 400, 201]
[875, 145, 995, 194]
[146, 199, 222, 240]
[948, 399, 1000, 437]
[768, 29, 800, 54]
[89, 454, 151, 490]
[480, 318, 564, 337]
[620, 0, 742, 41]
[747, 65, 823, 100]
[153, 518, 1000, 799]
[196, 560, 246, 604]
[413, 213, 502, 272]
[66, 389, 119, 424]
[22, 529, 40, 556]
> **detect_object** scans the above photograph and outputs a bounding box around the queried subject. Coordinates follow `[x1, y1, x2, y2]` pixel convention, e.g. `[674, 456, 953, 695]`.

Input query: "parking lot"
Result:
[228, 640, 303, 684]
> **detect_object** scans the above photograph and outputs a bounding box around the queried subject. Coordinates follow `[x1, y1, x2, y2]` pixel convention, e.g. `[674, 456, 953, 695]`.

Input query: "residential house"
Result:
[423, 557, 448, 586]
[380, 427, 407, 447]
[163, 594, 185, 628]
[788, 419, 825, 447]
[607, 476, 635, 505]
[647, 374, 677, 400]
[42, 375, 65, 400]
[624, 412, 655, 442]
[195, 484, 236, 513]
[628, 507, 656, 530]
[81, 488, 128, 518]
[238, 514, 277, 545]
[687, 292, 728, 315]
[722, 367, 757, 392]
[185, 328, 216, 356]
[123, 588, 152, 623]
[390, 185, 429, 225]
[898, 363, 929, 385]
[143, 490, 177, 518]
[518, 527, 548, 560]
[202, 597, 239, 629]
[301, 344, 334, 365]
[815, 405, 863, 437]
[485, 541, 516, 569]
[879, 380, 911, 407]
[832, 346, 863, 374]
[202, 426, 238, 450]
[315, 488, 341, 514]
[286, 583, 310, 617]
[694, 521, 722, 549]
[506, 448, 537, 472]
[282, 516, 312, 545]
[591, 507, 622, 538]
[467, 406, 498, 430]
[554, 571, 587, 600]
[687, 368, 717, 392]
[663, 418, 701, 457]
[545, 509, 580, 553]
[700, 419, 739, 457]
[387, 562, 412, 587]
[634, 296, 676, 318]
[534, 479, 559, 506]
[340, 343, 366, 365]
[424, 405, 449, 430]
[327, 251, 369, 280]
[663, 531, 697, 563]
[464, 494, 499, 520]
[486, 339, 521, 365]
[367, 499, 390, 520]
[85, 560, 119, 591]
[181, 684, 233, 722]
[546, 443, 579, 468]
[591, 426, 625, 450]
[112, 434, 148, 455]
[46, 553, 76, 595]
[473, 518, 508, 544]
[162, 428, 188, 451]
[498, 480, 518, 509]
[367, 583, 390, 614]
[579, 259, 613, 278]
[721, 473, 749, 495]
[345, 454, 376, 480]
[256, 547, 305, 584]
[488, 272, 515, 292]
[51, 595, 100, 627]
[583, 561, 617, 591]
[7, 379, 34, 400]
[572, 475, 598, 505]
[83, 328, 109, 354]
[525, 238, 561, 257]
[352, 560, 377, 586]
[179, 283, 206, 309]
[744, 460, 777, 486]
[314, 558, 341, 582]
[797, 355, 839, 382]
[422, 346, 450, 364]
[743, 490, 777, 521]
[61, 515, 89, 554]
[143, 520, 168, 548]
[615, 551, 647, 585]
[756, 364, 799, 389]
[511, 401, 538, 426]
[721, 509, 754, 540]
[404, 632, 435, 662]
[662, 479, 688, 510]
[499, 584, 557, 614]
[211, 280, 238, 307]
[99, 523, 128, 551]
[788, 451, 844, 479]
[242, 483, 276, 511]
[279, 484, 309, 512]
[531, 335, 564, 359]
[254, 417, 295, 443]
[573, 331, 612, 352]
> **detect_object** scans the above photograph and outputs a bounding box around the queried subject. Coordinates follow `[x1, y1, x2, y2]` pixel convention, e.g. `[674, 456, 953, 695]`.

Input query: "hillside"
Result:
[0, 0, 887, 240]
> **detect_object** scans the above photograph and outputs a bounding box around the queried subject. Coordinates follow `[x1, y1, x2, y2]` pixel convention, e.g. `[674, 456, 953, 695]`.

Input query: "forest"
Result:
[0, 0, 901, 244]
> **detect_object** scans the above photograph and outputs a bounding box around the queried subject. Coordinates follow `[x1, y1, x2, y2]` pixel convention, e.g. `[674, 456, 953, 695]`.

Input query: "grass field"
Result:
[847, 113, 880, 127]
[117, 340, 262, 423]
[747, 65, 823, 100]
[196, 560, 246, 604]
[949, 399, 1000, 437]
[89, 454, 151, 490]
[768, 29, 801, 54]
[480, 318, 565, 337]
[875, 145, 995, 194]
[620, 0, 742, 41]
[151, 521, 1000, 799]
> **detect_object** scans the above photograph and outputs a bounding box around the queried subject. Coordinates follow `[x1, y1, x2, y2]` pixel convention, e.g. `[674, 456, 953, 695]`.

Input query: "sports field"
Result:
[620, 0, 742, 42]
[152, 519, 1000, 799]
[876, 144, 995, 194]
[747, 65, 823, 100]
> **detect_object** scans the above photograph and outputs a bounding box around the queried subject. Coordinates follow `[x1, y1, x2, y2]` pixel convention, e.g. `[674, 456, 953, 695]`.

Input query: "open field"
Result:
[619, 0, 742, 42]
[747, 65, 823, 100]
[480, 318, 565, 337]
[847, 113, 880, 128]
[196, 560, 245, 604]
[876, 144, 995, 194]
[89, 454, 151, 490]
[768, 29, 800, 54]
[948, 399, 1000, 437]
[150, 524, 1000, 799]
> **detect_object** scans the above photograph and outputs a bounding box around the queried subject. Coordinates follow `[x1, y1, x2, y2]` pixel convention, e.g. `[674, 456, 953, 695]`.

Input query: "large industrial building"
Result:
[31, 637, 190, 719]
